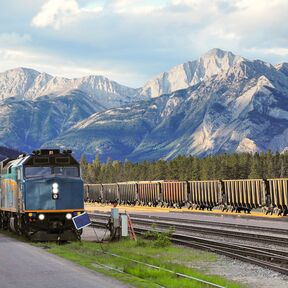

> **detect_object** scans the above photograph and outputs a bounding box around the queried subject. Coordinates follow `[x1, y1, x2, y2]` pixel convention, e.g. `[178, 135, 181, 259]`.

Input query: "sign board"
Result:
[72, 212, 91, 230]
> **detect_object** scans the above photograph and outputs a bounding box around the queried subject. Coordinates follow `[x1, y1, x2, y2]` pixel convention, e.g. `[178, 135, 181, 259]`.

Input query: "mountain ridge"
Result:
[43, 49, 288, 161]
[0, 67, 143, 109]
[0, 48, 288, 161]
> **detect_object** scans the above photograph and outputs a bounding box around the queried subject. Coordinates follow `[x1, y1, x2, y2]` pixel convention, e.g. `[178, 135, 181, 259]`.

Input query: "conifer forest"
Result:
[80, 151, 288, 183]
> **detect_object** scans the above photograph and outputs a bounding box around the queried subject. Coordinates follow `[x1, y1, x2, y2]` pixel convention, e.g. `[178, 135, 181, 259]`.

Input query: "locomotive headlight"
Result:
[38, 214, 45, 221]
[52, 188, 59, 194]
[65, 213, 72, 220]
[52, 183, 59, 193]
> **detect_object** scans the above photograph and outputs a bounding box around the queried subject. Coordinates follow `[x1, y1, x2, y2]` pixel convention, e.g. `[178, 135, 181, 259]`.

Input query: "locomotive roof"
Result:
[0, 150, 79, 170]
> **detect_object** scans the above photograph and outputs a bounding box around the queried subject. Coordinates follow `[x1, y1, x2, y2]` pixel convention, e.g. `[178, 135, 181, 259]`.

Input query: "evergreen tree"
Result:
[248, 152, 261, 179]
[80, 154, 88, 182]
[154, 160, 168, 180]
[80, 150, 288, 183]
[263, 150, 273, 179]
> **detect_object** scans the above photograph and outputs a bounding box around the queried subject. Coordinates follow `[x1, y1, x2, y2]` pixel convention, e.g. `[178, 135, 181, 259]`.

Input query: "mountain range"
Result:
[1, 48, 288, 161]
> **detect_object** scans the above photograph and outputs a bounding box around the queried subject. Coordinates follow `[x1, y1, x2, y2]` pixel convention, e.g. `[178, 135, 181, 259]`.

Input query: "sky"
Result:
[0, 0, 287, 87]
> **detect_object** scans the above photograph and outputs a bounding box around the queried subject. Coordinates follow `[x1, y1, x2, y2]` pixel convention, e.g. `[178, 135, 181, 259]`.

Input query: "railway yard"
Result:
[85, 204, 288, 287]
[83, 177, 288, 286]
[1, 204, 288, 287]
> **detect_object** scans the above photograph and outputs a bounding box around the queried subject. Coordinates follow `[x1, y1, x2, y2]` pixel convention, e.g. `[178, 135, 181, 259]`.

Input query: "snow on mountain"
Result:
[43, 49, 288, 161]
[140, 48, 288, 99]
[0, 67, 142, 108]
[1, 48, 288, 161]
[276, 62, 288, 77]
[141, 48, 244, 98]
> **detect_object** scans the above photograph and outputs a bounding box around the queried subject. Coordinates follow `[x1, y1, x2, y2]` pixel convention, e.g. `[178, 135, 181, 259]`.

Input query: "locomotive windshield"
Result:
[54, 167, 79, 177]
[25, 167, 51, 178]
[25, 166, 79, 178]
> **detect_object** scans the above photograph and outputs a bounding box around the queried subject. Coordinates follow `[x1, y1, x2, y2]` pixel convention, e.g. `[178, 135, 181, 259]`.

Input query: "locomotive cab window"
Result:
[54, 167, 79, 177]
[25, 167, 51, 178]
[24, 166, 79, 178]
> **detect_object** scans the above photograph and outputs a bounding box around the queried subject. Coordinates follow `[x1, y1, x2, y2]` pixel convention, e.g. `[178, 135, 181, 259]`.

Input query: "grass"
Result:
[34, 237, 246, 288]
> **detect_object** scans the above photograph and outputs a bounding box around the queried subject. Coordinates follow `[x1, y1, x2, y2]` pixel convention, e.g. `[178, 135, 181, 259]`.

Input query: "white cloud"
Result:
[0, 0, 286, 86]
[244, 47, 288, 57]
[31, 0, 103, 29]
[107, 0, 167, 14]
[0, 33, 31, 46]
[0, 46, 145, 87]
[31, 0, 80, 29]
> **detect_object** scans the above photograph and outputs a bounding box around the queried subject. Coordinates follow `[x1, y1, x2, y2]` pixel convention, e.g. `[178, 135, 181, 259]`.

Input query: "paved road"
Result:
[0, 233, 130, 288]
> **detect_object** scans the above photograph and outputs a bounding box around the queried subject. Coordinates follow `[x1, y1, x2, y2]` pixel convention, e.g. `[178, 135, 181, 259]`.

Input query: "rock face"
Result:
[0, 67, 142, 108]
[1, 49, 288, 161]
[44, 49, 288, 161]
[0, 90, 100, 151]
[140, 48, 245, 98]
[0, 67, 143, 154]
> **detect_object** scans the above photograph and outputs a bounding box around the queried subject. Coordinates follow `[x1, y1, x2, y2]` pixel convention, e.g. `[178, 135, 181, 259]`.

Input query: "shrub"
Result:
[143, 225, 175, 248]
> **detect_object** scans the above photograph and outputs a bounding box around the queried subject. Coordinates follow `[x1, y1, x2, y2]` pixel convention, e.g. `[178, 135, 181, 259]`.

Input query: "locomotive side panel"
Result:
[0, 168, 19, 212]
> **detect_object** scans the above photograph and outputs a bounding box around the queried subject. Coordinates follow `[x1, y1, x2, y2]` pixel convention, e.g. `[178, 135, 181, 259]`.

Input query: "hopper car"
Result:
[85, 178, 288, 216]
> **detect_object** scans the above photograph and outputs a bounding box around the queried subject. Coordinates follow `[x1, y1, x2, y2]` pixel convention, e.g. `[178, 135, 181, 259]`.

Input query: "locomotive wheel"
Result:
[2, 214, 9, 230]
[0, 213, 3, 229]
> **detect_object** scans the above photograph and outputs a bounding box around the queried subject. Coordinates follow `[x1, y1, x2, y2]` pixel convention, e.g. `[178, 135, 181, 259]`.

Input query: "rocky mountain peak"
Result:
[199, 48, 244, 74]
[0, 67, 141, 108]
[141, 48, 247, 98]
[1, 49, 288, 161]
[275, 62, 288, 77]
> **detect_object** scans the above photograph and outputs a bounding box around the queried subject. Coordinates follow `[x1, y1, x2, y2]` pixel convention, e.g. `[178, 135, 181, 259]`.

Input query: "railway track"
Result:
[89, 212, 288, 245]
[89, 212, 288, 275]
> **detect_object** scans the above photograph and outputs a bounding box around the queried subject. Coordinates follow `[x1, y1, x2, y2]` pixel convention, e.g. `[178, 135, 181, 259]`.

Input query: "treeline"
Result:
[80, 151, 288, 184]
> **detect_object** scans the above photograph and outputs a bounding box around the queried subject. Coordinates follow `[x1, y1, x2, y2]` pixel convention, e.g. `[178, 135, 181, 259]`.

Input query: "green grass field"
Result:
[36, 237, 246, 288]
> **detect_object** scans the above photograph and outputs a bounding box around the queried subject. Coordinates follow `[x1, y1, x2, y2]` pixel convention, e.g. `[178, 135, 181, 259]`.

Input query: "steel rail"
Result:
[127, 213, 288, 234]
[88, 212, 288, 234]
[99, 250, 226, 288]
[89, 213, 288, 276]
[130, 218, 288, 245]
[168, 236, 288, 276]
[91, 221, 288, 276]
[88, 213, 288, 246]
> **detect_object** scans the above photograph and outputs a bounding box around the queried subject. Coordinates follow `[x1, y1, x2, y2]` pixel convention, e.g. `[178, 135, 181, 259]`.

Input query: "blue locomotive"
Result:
[0, 149, 84, 241]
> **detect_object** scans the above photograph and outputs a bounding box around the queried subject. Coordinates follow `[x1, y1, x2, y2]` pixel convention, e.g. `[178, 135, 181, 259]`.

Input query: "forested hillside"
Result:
[80, 151, 288, 183]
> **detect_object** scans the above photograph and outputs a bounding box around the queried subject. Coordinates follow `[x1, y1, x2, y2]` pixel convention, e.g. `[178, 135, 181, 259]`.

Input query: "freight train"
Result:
[85, 179, 288, 216]
[0, 149, 84, 241]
